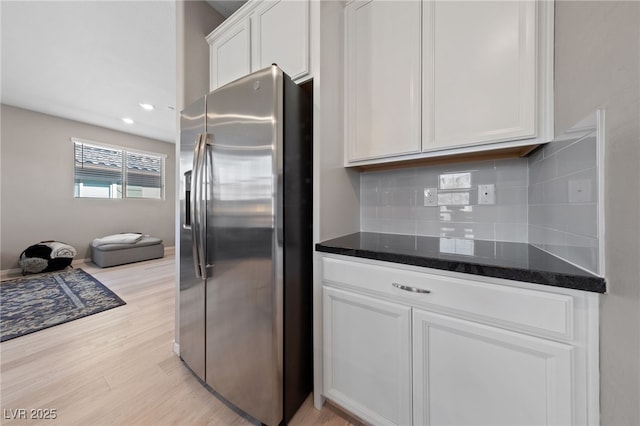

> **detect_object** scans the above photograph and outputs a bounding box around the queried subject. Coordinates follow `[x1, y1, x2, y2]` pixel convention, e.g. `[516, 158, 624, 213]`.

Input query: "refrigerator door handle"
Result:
[198, 134, 211, 278]
[191, 133, 206, 279]
[201, 135, 213, 276]
[276, 172, 283, 245]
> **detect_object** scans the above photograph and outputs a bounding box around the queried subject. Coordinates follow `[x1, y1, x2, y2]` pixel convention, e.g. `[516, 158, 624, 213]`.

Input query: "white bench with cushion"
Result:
[91, 235, 164, 268]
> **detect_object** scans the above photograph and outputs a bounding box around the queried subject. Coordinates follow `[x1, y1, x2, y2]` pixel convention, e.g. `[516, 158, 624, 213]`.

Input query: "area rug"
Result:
[0, 268, 125, 342]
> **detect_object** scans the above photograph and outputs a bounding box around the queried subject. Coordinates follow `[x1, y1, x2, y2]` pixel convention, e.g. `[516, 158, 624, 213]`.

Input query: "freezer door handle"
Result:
[191, 133, 207, 279]
[191, 133, 201, 278]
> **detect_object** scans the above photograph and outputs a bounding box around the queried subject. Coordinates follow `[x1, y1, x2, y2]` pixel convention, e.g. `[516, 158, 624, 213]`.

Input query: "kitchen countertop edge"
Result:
[315, 236, 606, 294]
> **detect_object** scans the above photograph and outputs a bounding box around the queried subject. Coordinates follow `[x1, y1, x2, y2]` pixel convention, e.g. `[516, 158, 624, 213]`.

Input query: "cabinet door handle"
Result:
[392, 282, 431, 294]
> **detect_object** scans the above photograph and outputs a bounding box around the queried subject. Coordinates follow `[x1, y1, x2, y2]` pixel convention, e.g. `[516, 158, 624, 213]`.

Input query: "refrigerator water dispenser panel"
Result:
[184, 170, 191, 228]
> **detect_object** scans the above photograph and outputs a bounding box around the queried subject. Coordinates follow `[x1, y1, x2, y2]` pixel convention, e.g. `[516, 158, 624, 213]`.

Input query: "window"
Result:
[125, 151, 164, 199]
[73, 138, 165, 199]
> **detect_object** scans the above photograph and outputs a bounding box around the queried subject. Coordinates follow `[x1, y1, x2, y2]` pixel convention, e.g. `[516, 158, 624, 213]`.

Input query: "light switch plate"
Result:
[478, 184, 496, 205]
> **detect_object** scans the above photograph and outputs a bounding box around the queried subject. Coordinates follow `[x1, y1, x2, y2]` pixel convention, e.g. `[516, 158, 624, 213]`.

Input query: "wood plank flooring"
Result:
[0, 256, 362, 426]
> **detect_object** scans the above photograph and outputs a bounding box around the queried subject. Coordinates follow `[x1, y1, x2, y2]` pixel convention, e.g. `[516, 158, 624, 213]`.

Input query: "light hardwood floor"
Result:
[0, 256, 362, 426]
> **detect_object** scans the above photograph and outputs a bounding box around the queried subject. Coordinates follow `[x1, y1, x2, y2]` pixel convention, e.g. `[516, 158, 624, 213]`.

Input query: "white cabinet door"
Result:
[252, 0, 310, 82]
[345, 0, 422, 162]
[209, 19, 251, 90]
[323, 286, 412, 426]
[424, 1, 537, 150]
[413, 308, 574, 426]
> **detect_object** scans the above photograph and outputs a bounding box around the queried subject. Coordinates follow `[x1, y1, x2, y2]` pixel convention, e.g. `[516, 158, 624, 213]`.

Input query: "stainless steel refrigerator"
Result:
[179, 66, 312, 426]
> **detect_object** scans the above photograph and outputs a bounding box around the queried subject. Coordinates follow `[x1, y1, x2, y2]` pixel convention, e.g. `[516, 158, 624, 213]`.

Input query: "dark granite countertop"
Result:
[316, 232, 606, 293]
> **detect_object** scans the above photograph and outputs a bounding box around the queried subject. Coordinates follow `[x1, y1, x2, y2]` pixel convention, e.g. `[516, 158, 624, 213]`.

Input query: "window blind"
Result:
[125, 151, 164, 199]
[74, 142, 123, 198]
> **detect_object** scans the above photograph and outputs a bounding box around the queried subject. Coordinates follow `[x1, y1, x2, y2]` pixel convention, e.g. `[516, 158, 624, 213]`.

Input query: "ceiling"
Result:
[206, 0, 246, 18]
[1, 1, 177, 143]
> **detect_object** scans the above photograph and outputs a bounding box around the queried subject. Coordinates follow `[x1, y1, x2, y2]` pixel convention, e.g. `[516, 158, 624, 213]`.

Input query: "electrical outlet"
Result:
[478, 184, 496, 205]
[424, 188, 438, 206]
[568, 179, 592, 203]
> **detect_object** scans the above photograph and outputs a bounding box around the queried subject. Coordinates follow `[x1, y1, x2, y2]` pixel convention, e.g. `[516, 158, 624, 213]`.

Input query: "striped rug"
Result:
[0, 268, 125, 342]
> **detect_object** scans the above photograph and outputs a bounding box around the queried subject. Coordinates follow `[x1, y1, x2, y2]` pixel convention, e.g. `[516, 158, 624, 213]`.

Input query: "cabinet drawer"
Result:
[322, 256, 574, 340]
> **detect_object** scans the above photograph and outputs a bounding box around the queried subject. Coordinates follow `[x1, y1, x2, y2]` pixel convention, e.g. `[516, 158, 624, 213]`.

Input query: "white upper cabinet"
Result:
[207, 0, 311, 91]
[209, 19, 251, 90]
[345, 0, 554, 166]
[252, 0, 310, 81]
[425, 1, 536, 149]
[345, 0, 422, 162]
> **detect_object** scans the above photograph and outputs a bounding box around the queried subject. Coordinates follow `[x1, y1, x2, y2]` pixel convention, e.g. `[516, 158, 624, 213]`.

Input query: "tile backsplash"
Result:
[528, 131, 599, 273]
[361, 158, 530, 243]
[360, 116, 601, 275]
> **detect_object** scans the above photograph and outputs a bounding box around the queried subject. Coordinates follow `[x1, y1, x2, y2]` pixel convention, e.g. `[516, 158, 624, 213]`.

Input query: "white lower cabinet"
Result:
[320, 255, 599, 426]
[412, 309, 573, 426]
[323, 287, 412, 426]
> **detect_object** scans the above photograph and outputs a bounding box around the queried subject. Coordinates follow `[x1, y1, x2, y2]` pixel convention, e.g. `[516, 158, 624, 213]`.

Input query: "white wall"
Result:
[555, 2, 640, 424]
[312, 0, 362, 408]
[0, 105, 176, 270]
[177, 0, 224, 111]
[315, 1, 360, 243]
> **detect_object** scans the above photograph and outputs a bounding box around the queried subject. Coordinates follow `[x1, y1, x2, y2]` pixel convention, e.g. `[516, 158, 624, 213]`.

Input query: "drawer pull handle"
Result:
[392, 283, 431, 294]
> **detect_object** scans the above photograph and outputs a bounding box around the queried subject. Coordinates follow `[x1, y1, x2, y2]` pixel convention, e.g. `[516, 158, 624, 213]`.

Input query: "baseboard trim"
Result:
[1, 258, 92, 280]
[1, 246, 175, 280]
[1, 267, 23, 280]
[173, 341, 180, 356]
[73, 257, 93, 266]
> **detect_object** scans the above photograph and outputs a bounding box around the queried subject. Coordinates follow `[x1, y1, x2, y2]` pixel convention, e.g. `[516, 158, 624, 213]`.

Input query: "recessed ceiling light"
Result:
[139, 103, 155, 111]
[122, 117, 134, 124]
